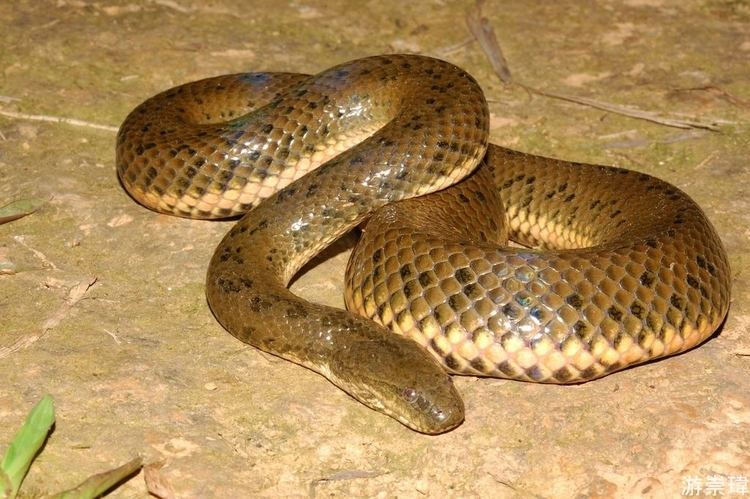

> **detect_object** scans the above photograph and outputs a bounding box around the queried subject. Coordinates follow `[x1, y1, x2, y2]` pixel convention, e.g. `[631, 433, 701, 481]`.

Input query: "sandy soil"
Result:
[1, 0, 748, 497]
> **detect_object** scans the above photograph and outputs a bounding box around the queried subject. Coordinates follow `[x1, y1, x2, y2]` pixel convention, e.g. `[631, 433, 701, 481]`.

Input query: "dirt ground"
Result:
[1, 0, 748, 497]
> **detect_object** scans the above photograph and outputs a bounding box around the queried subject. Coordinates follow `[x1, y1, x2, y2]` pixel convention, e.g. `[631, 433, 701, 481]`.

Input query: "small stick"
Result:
[434, 36, 476, 57]
[672, 85, 750, 109]
[0, 277, 97, 359]
[466, 0, 732, 131]
[0, 108, 118, 132]
[465, 0, 512, 84]
[13, 235, 59, 270]
[518, 84, 725, 131]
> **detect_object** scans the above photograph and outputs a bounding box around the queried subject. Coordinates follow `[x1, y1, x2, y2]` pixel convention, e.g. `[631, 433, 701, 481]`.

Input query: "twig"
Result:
[517, 84, 725, 131]
[309, 470, 385, 498]
[465, 0, 512, 84]
[433, 36, 476, 57]
[216, 432, 250, 458]
[103, 328, 122, 345]
[36, 19, 61, 30]
[0, 108, 118, 132]
[466, 1, 733, 132]
[668, 110, 737, 125]
[151, 0, 192, 13]
[0, 197, 50, 225]
[13, 235, 58, 270]
[671, 85, 750, 109]
[693, 151, 719, 170]
[610, 151, 648, 168]
[0, 277, 98, 359]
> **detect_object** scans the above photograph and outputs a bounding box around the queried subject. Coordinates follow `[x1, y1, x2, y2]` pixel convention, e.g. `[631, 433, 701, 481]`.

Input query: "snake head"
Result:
[328, 327, 465, 434]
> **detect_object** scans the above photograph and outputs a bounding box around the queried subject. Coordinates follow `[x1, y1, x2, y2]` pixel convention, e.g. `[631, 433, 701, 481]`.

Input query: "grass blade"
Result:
[48, 457, 142, 499]
[0, 395, 55, 497]
[0, 198, 48, 225]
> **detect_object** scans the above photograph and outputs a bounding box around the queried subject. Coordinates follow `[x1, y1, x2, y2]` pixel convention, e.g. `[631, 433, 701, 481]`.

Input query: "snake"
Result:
[116, 54, 731, 434]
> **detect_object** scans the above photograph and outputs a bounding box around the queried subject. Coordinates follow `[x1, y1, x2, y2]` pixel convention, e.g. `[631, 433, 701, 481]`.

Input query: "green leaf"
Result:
[0, 395, 55, 498]
[47, 457, 142, 499]
[0, 198, 48, 225]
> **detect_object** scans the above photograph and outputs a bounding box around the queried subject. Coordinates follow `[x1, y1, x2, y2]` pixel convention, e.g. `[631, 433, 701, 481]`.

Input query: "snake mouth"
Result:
[398, 385, 464, 434]
[324, 348, 465, 434]
[367, 378, 465, 434]
[352, 387, 464, 434]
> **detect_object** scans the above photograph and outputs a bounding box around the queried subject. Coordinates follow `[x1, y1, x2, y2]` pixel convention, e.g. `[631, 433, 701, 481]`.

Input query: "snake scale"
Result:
[116, 55, 731, 434]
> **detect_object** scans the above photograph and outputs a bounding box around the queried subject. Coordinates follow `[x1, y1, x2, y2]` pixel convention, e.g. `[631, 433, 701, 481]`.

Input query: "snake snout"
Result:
[329, 330, 465, 434]
[354, 372, 464, 434]
[399, 383, 464, 434]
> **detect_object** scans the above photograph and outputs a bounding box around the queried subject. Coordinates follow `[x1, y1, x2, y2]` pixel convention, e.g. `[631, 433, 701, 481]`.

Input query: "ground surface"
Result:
[1, 0, 749, 497]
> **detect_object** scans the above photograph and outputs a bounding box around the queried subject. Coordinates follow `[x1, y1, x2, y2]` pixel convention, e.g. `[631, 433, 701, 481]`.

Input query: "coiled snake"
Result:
[116, 55, 731, 434]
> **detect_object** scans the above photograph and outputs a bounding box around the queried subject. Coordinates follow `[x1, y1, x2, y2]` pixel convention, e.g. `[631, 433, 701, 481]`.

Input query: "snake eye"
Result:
[402, 387, 419, 403]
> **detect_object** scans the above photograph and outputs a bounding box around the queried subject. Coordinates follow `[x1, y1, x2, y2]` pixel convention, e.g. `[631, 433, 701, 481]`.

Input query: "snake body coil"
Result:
[116, 55, 731, 434]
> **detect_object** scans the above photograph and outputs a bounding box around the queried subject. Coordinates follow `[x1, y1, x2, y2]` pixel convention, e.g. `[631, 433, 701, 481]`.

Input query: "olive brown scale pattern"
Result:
[116, 55, 731, 434]
[346, 146, 731, 383]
